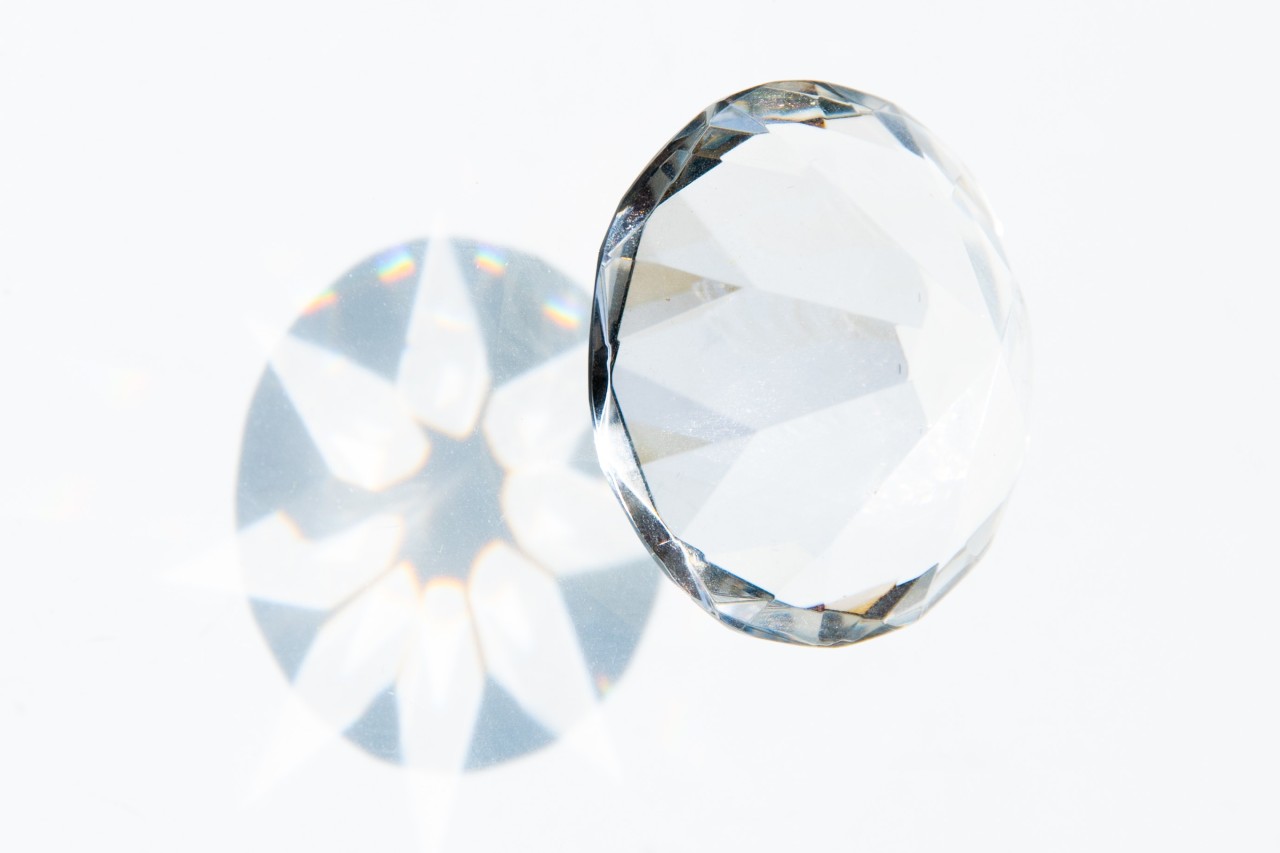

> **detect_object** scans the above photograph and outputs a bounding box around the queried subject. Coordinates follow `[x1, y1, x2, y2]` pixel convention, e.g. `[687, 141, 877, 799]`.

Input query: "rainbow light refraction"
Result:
[541, 293, 582, 329]
[303, 289, 338, 314]
[377, 247, 417, 283]
[473, 248, 507, 276]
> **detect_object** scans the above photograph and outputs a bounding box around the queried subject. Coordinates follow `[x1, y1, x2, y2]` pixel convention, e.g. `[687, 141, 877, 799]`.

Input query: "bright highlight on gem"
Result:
[473, 249, 507, 276]
[541, 294, 582, 329]
[377, 247, 417, 283]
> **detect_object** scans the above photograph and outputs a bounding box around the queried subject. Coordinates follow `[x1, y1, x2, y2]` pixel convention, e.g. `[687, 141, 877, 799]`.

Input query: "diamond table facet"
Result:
[590, 81, 1030, 646]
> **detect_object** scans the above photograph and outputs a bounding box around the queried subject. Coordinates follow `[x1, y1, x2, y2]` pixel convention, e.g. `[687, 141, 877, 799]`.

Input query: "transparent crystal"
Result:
[590, 81, 1030, 646]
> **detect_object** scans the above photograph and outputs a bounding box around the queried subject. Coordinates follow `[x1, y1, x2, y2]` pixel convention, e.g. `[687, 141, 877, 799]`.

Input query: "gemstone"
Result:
[238, 238, 656, 769]
[590, 81, 1030, 647]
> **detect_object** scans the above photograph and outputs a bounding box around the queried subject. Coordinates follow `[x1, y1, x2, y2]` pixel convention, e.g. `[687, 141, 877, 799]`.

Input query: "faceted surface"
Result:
[238, 238, 656, 769]
[590, 81, 1030, 646]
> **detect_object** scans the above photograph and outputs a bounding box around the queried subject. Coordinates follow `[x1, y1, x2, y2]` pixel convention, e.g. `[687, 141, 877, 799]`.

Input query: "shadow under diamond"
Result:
[236, 237, 658, 771]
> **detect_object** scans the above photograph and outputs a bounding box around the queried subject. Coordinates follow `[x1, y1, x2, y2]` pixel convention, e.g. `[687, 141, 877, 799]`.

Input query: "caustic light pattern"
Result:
[591, 81, 1030, 646]
[238, 239, 656, 769]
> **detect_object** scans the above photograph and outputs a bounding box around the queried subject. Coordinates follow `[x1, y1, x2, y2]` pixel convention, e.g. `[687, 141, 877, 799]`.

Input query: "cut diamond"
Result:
[590, 81, 1030, 647]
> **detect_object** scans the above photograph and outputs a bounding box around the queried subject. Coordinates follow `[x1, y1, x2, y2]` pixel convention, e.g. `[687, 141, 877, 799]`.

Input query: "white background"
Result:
[2, 0, 1277, 850]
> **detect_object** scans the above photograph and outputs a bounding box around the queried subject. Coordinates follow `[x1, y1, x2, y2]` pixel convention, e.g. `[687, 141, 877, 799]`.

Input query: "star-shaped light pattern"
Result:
[238, 238, 657, 770]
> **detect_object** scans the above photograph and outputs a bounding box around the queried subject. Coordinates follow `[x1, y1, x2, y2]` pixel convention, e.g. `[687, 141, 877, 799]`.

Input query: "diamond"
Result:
[590, 81, 1030, 646]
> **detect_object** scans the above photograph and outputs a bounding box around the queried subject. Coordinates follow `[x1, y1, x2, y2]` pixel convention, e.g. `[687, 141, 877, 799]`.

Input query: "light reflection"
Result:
[376, 246, 418, 283]
[302, 289, 338, 315]
[237, 237, 657, 772]
[541, 293, 583, 329]
[472, 248, 507, 276]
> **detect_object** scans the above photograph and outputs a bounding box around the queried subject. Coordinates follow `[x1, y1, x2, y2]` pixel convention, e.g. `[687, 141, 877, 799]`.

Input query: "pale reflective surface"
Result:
[239, 239, 656, 769]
